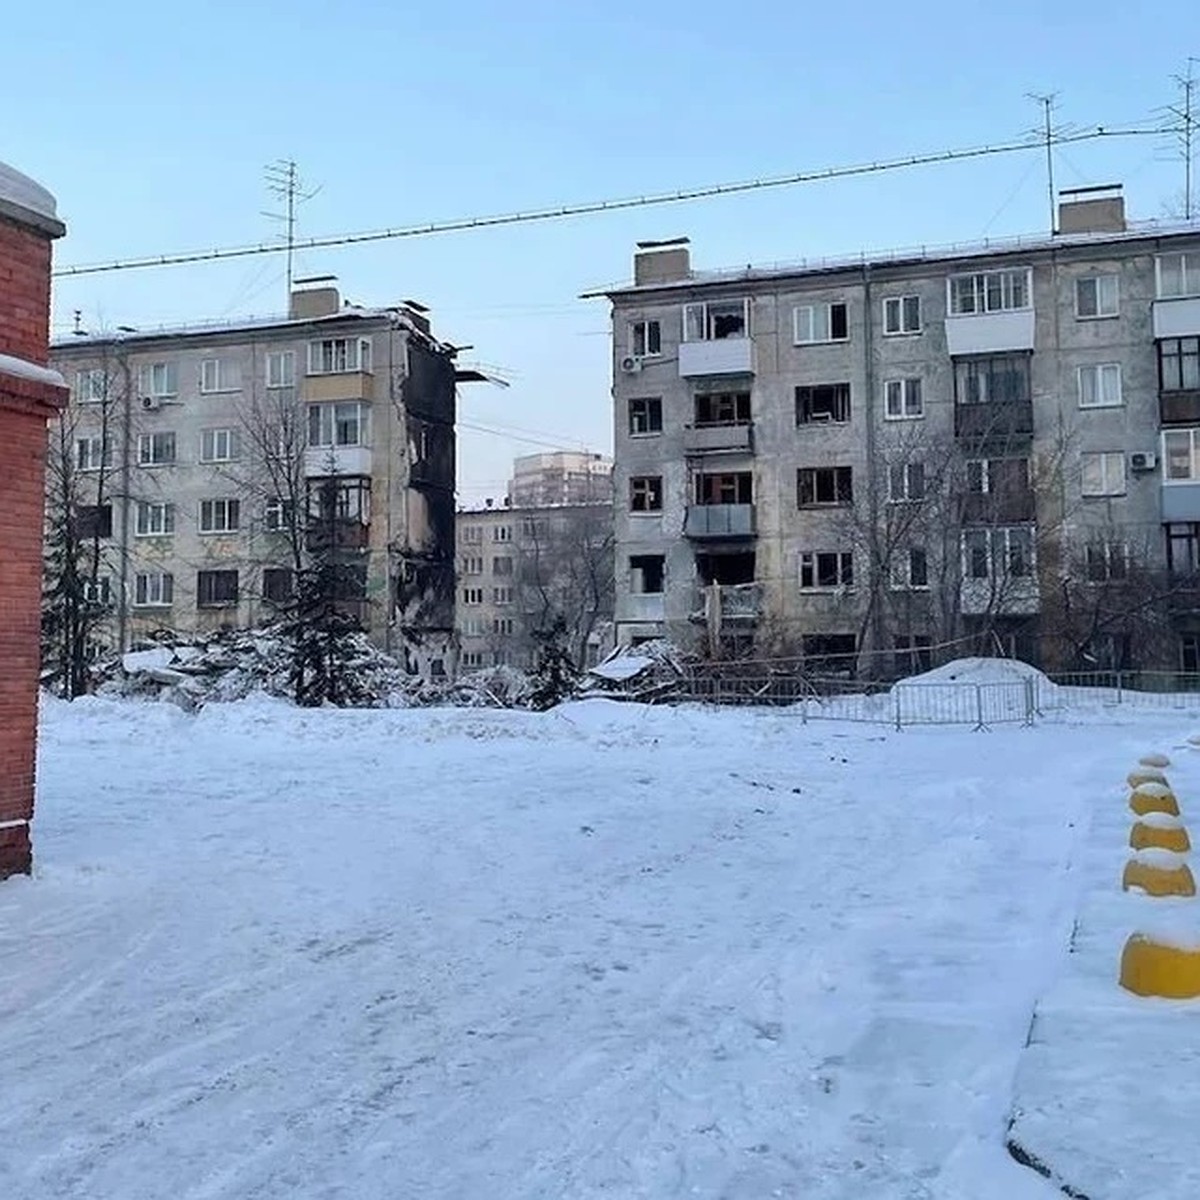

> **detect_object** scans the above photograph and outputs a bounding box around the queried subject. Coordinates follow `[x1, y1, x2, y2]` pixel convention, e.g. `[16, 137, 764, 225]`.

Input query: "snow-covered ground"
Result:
[1, 694, 1196, 1198]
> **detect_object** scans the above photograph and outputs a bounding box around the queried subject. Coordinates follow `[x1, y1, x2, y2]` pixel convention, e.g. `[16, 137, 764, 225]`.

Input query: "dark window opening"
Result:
[629, 397, 663, 435]
[73, 504, 113, 540]
[694, 391, 751, 427]
[796, 383, 851, 424]
[954, 354, 1032, 405]
[630, 554, 665, 594]
[800, 551, 853, 589]
[630, 475, 663, 512]
[696, 551, 755, 585]
[197, 569, 239, 608]
[797, 466, 853, 507]
[694, 472, 752, 505]
[262, 567, 294, 604]
[1160, 337, 1200, 393]
[1167, 522, 1200, 576]
[1182, 633, 1200, 674]
[802, 633, 857, 675]
[893, 635, 933, 677]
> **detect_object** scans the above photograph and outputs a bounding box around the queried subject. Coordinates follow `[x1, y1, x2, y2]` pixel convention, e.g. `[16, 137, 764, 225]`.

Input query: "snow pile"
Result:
[899, 656, 1052, 689]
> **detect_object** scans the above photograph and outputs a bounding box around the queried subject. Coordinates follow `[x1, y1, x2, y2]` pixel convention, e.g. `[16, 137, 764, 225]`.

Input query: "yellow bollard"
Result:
[1130, 818, 1192, 854]
[1123, 851, 1196, 897]
[1130, 782, 1181, 817]
[1120, 934, 1200, 998]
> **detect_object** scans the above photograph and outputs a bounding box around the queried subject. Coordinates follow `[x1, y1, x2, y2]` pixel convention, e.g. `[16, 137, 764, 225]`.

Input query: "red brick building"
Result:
[0, 162, 66, 878]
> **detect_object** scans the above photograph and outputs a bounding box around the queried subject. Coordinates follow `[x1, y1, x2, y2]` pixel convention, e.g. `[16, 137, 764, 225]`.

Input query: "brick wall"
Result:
[0, 191, 66, 879]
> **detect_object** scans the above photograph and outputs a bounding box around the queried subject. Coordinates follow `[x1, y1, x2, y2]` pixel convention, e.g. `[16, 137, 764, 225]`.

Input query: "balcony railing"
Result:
[682, 423, 754, 454]
[691, 582, 763, 622]
[1161, 391, 1200, 425]
[954, 399, 1034, 444]
[684, 503, 756, 539]
[678, 338, 755, 378]
[306, 518, 370, 554]
[959, 489, 1037, 524]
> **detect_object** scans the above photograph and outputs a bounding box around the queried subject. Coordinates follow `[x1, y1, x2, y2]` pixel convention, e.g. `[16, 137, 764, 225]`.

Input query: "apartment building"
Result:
[507, 450, 614, 507]
[455, 495, 614, 672]
[592, 188, 1200, 675]
[49, 282, 466, 677]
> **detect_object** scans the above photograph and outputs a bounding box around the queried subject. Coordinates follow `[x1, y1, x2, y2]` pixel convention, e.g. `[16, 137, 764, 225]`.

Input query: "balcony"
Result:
[621, 592, 665, 623]
[1167, 577, 1200, 615]
[304, 445, 373, 477]
[1161, 391, 1200, 426]
[1153, 297, 1200, 339]
[690, 582, 763, 623]
[678, 338, 755, 379]
[959, 577, 1040, 616]
[1163, 483, 1200, 523]
[959, 489, 1037, 524]
[684, 504, 756, 539]
[409, 457, 448, 489]
[944, 309, 1035, 356]
[954, 400, 1034, 446]
[682, 423, 753, 454]
[302, 371, 374, 403]
[306, 517, 370, 554]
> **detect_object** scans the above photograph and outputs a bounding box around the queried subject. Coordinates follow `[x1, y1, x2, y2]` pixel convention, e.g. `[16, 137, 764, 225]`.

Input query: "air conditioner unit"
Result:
[619, 355, 643, 375]
[140, 395, 162, 411]
[1130, 451, 1157, 472]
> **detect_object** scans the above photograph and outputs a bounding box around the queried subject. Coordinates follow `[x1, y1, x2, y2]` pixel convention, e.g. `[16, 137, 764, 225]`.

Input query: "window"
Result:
[1081, 451, 1126, 497]
[630, 320, 661, 357]
[1160, 338, 1200, 393]
[793, 302, 848, 344]
[1076, 274, 1119, 318]
[492, 586, 513, 605]
[492, 556, 513, 576]
[797, 466, 853, 507]
[630, 554, 665, 594]
[136, 361, 178, 398]
[307, 476, 370, 524]
[630, 476, 663, 512]
[138, 431, 176, 465]
[134, 571, 173, 607]
[954, 354, 1031, 405]
[629, 397, 663, 435]
[200, 427, 239, 463]
[893, 634, 933, 676]
[1078, 364, 1123, 408]
[890, 547, 929, 590]
[492, 525, 511, 543]
[883, 295, 922, 335]
[308, 402, 368, 448]
[795, 383, 851, 424]
[199, 498, 241, 534]
[307, 337, 372, 375]
[265, 350, 296, 389]
[521, 517, 541, 539]
[73, 504, 112, 539]
[76, 369, 107, 402]
[461, 617, 485, 636]
[799, 551, 853, 590]
[135, 501, 174, 537]
[462, 588, 484, 605]
[461, 556, 483, 575]
[966, 457, 1030, 495]
[197, 569, 239, 608]
[1167, 523, 1200, 575]
[694, 391, 750, 426]
[462, 525, 483, 544]
[948, 268, 1030, 315]
[888, 461, 926, 503]
[75, 436, 111, 472]
[1164, 429, 1200, 481]
[262, 568, 294, 604]
[264, 497, 293, 532]
[1158, 253, 1200, 299]
[200, 358, 240, 393]
[683, 299, 748, 342]
[695, 472, 752, 504]
[962, 527, 1034, 579]
[82, 576, 112, 606]
[884, 378, 923, 420]
[1085, 541, 1128, 582]
[492, 617, 514, 636]
[461, 650, 485, 669]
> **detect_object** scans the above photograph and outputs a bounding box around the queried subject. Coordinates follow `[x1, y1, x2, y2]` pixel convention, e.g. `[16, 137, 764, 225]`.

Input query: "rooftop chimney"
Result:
[1057, 185, 1126, 235]
[634, 237, 691, 286]
[289, 274, 341, 319]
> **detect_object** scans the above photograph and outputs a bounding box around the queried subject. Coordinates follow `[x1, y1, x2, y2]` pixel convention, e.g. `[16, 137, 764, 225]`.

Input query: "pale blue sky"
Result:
[4, 0, 1194, 501]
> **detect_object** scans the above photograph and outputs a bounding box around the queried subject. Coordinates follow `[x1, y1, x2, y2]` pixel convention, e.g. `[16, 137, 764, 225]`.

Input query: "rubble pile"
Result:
[581, 640, 693, 703]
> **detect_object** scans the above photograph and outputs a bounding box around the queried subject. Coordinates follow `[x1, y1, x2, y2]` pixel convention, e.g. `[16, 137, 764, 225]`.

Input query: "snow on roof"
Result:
[0, 160, 62, 234]
[0, 352, 65, 388]
[588, 654, 655, 682]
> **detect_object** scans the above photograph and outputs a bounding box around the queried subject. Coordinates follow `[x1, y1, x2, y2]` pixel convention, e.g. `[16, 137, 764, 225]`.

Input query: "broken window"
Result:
[630, 476, 663, 512]
[629, 397, 663, 435]
[694, 391, 751, 427]
[73, 504, 113, 540]
[802, 633, 857, 674]
[889, 547, 929, 589]
[888, 461, 926, 503]
[197, 569, 239, 608]
[799, 551, 853, 589]
[696, 551, 755, 585]
[492, 556, 514, 576]
[797, 466, 853, 507]
[630, 320, 661, 357]
[683, 299, 748, 342]
[262, 567, 294, 604]
[795, 383, 851, 424]
[630, 554, 665, 594]
[694, 472, 752, 505]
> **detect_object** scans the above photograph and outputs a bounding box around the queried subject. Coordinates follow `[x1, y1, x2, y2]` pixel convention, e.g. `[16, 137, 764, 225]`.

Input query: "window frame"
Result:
[136, 361, 178, 399]
[196, 568, 240, 608]
[137, 431, 177, 466]
[135, 501, 175, 537]
[1159, 337, 1200, 393]
[887, 461, 926, 504]
[199, 357, 241, 394]
[306, 337, 373, 376]
[200, 426, 239, 463]
[682, 298, 749, 343]
[76, 368, 108, 403]
[1080, 451, 1127, 498]
[961, 525, 1035, 581]
[75, 435, 112, 472]
[630, 319, 662, 358]
[798, 550, 854, 591]
[1078, 363, 1123, 409]
[628, 396, 663, 436]
[793, 301, 849, 345]
[1163, 428, 1200, 482]
[882, 295, 922, 336]
[307, 401, 369, 448]
[1075, 274, 1120, 319]
[265, 350, 296, 389]
[889, 546, 930, 590]
[796, 466, 853, 508]
[1084, 541, 1129, 583]
[198, 497, 241, 535]
[1157, 252, 1200, 299]
[947, 268, 1032, 316]
[630, 475, 663, 513]
[884, 377, 924, 420]
[795, 383, 851, 425]
[133, 571, 174, 608]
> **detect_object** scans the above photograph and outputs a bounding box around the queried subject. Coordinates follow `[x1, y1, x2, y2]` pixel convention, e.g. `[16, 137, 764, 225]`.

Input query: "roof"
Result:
[582, 217, 1200, 300]
[0, 160, 64, 238]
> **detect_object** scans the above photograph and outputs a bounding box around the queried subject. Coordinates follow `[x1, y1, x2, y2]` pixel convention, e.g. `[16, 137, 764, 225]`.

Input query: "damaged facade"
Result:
[594, 191, 1200, 675]
[49, 283, 464, 676]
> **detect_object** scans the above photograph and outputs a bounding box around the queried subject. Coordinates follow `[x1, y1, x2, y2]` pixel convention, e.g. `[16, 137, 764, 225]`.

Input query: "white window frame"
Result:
[136, 361, 178, 398]
[947, 268, 1032, 316]
[76, 369, 107, 403]
[461, 525, 482, 544]
[1078, 363, 1123, 409]
[198, 497, 241, 534]
[199, 358, 241, 394]
[883, 295, 922, 336]
[1081, 451, 1127, 498]
[887, 461, 926, 503]
[81, 576, 113, 606]
[798, 550, 854, 591]
[1085, 541, 1129, 582]
[1157, 252, 1200, 299]
[889, 546, 930, 591]
[792, 302, 849, 345]
[306, 337, 373, 375]
[135, 501, 174, 537]
[307, 401, 368, 448]
[629, 396, 663, 436]
[75, 435, 111, 472]
[462, 588, 484, 605]
[492, 586, 513, 605]
[265, 350, 296, 389]
[134, 571, 173, 607]
[884, 377, 924, 420]
[960, 526, 1035, 581]
[1163, 429, 1200, 483]
[263, 497, 292, 532]
[630, 319, 662, 357]
[1075, 274, 1119, 319]
[200, 427, 239, 463]
[492, 525, 512, 543]
[682, 298, 750, 343]
[492, 616, 514, 636]
[137, 431, 176, 466]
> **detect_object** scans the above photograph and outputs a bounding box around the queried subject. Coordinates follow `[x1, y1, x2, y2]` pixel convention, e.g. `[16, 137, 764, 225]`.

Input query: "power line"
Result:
[52, 124, 1171, 279]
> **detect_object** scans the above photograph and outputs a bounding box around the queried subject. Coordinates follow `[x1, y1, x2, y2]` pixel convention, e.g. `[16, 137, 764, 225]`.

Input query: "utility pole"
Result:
[264, 160, 319, 301]
[1028, 93, 1059, 233]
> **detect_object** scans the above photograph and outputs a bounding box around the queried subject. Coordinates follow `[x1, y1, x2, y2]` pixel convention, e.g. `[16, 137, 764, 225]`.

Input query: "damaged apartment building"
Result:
[591, 187, 1200, 675]
[50, 280, 474, 677]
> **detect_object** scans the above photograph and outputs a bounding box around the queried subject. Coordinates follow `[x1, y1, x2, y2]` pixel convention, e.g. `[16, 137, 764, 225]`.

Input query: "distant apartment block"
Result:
[507, 450, 614, 507]
[50, 282, 471, 677]
[591, 188, 1200, 675]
